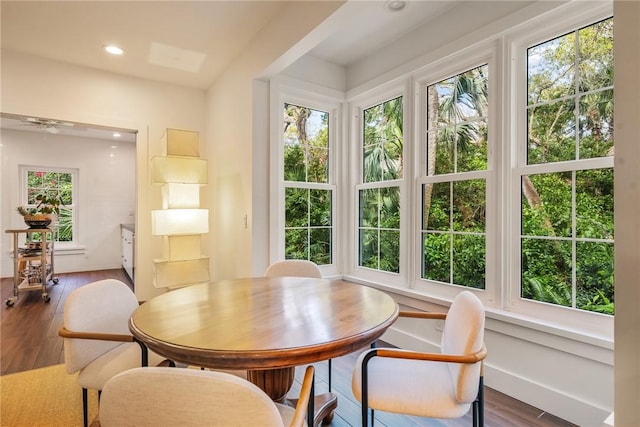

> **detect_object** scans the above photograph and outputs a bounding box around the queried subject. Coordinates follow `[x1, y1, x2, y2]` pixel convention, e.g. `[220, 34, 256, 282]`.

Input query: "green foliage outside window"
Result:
[281, 19, 613, 317]
[283, 104, 332, 264]
[359, 97, 403, 273]
[363, 97, 403, 182]
[284, 104, 329, 183]
[423, 65, 488, 289]
[522, 18, 614, 314]
[26, 170, 73, 243]
[521, 169, 614, 314]
[359, 187, 400, 273]
[422, 179, 486, 289]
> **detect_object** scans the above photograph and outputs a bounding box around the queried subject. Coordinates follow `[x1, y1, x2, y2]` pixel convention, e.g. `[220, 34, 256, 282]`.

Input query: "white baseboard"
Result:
[485, 364, 609, 427]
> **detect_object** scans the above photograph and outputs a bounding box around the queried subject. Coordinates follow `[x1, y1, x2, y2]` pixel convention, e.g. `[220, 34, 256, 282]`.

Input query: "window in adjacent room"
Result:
[21, 166, 77, 244]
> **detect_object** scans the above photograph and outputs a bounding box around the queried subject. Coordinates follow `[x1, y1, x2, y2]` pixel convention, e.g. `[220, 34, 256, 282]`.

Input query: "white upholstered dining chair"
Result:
[351, 290, 487, 427]
[264, 259, 323, 279]
[97, 366, 316, 427]
[59, 279, 168, 427]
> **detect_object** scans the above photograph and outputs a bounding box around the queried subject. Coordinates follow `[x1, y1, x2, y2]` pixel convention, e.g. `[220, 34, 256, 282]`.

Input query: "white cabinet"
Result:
[121, 225, 134, 283]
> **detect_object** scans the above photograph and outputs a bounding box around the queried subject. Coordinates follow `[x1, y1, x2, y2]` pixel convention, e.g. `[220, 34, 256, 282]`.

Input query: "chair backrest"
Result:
[98, 367, 285, 427]
[62, 279, 140, 374]
[264, 260, 322, 278]
[440, 290, 485, 404]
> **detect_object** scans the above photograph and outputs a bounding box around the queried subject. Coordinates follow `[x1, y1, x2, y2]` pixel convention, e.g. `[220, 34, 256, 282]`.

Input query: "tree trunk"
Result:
[522, 175, 554, 232]
[423, 85, 439, 230]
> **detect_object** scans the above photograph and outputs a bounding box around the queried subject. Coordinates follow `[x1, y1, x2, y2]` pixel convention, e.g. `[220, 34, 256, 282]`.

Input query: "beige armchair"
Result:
[97, 366, 316, 427]
[351, 290, 487, 426]
[58, 279, 168, 427]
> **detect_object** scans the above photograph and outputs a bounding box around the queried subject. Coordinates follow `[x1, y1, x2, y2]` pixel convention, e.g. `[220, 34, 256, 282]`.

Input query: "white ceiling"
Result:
[310, 1, 459, 66]
[0, 0, 460, 139]
[0, 1, 460, 89]
[0, 1, 289, 90]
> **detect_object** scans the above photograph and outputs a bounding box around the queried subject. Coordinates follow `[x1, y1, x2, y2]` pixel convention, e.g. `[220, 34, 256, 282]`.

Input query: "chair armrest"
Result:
[58, 326, 134, 343]
[399, 311, 447, 320]
[289, 366, 315, 427]
[373, 344, 487, 364]
[59, 326, 151, 367]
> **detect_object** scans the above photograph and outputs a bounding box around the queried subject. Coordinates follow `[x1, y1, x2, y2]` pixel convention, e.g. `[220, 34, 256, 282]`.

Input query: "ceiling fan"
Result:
[21, 116, 76, 134]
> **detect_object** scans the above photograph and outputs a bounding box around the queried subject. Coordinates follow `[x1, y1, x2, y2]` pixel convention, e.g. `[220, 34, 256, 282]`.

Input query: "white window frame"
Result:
[19, 165, 78, 247]
[349, 80, 411, 288]
[505, 4, 614, 337]
[269, 1, 613, 340]
[410, 43, 499, 306]
[269, 78, 342, 276]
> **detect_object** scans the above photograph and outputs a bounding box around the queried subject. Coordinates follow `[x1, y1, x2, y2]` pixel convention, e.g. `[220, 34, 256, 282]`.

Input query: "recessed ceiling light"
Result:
[384, 0, 406, 12]
[103, 45, 124, 55]
[113, 133, 121, 138]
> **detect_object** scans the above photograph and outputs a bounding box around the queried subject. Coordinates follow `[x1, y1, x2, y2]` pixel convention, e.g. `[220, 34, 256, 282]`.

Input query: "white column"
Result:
[613, 1, 640, 425]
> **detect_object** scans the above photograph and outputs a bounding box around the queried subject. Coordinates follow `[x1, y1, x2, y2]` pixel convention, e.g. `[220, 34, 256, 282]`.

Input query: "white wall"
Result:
[1, 129, 136, 276]
[1, 50, 206, 301]
[281, 55, 346, 93]
[205, 1, 344, 280]
[613, 1, 640, 425]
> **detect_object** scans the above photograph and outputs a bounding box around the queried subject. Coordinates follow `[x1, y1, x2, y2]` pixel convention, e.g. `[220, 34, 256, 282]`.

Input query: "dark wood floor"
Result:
[1, 269, 575, 426]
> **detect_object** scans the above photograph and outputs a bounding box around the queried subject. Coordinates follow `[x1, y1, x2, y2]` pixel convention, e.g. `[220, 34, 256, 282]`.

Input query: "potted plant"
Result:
[16, 190, 65, 228]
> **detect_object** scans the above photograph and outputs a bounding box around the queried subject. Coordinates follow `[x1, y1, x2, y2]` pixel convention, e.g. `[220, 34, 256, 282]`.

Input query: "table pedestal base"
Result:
[247, 367, 295, 403]
[287, 392, 337, 426]
[247, 368, 338, 426]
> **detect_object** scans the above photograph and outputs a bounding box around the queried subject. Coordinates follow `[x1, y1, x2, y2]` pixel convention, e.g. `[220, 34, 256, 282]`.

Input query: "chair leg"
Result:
[479, 375, 485, 427]
[307, 370, 315, 427]
[82, 388, 88, 427]
[473, 400, 478, 427]
[363, 336, 377, 426]
[472, 376, 485, 427]
[366, 339, 376, 426]
[361, 350, 378, 427]
[328, 359, 332, 392]
[362, 407, 375, 427]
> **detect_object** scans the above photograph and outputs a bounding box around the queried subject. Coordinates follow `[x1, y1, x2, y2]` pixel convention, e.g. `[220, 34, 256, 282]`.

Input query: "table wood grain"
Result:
[129, 277, 399, 370]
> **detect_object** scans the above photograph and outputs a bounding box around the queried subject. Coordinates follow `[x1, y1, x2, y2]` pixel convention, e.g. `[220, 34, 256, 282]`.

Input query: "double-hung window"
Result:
[272, 3, 613, 334]
[357, 95, 404, 275]
[420, 64, 489, 291]
[278, 95, 336, 265]
[514, 17, 614, 318]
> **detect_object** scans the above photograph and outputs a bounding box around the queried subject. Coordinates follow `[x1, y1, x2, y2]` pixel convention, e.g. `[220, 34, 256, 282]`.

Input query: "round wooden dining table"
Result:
[129, 276, 399, 425]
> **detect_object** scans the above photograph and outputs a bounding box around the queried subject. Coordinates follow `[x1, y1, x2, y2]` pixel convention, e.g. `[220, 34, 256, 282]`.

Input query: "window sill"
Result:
[342, 274, 614, 353]
[51, 245, 86, 256]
